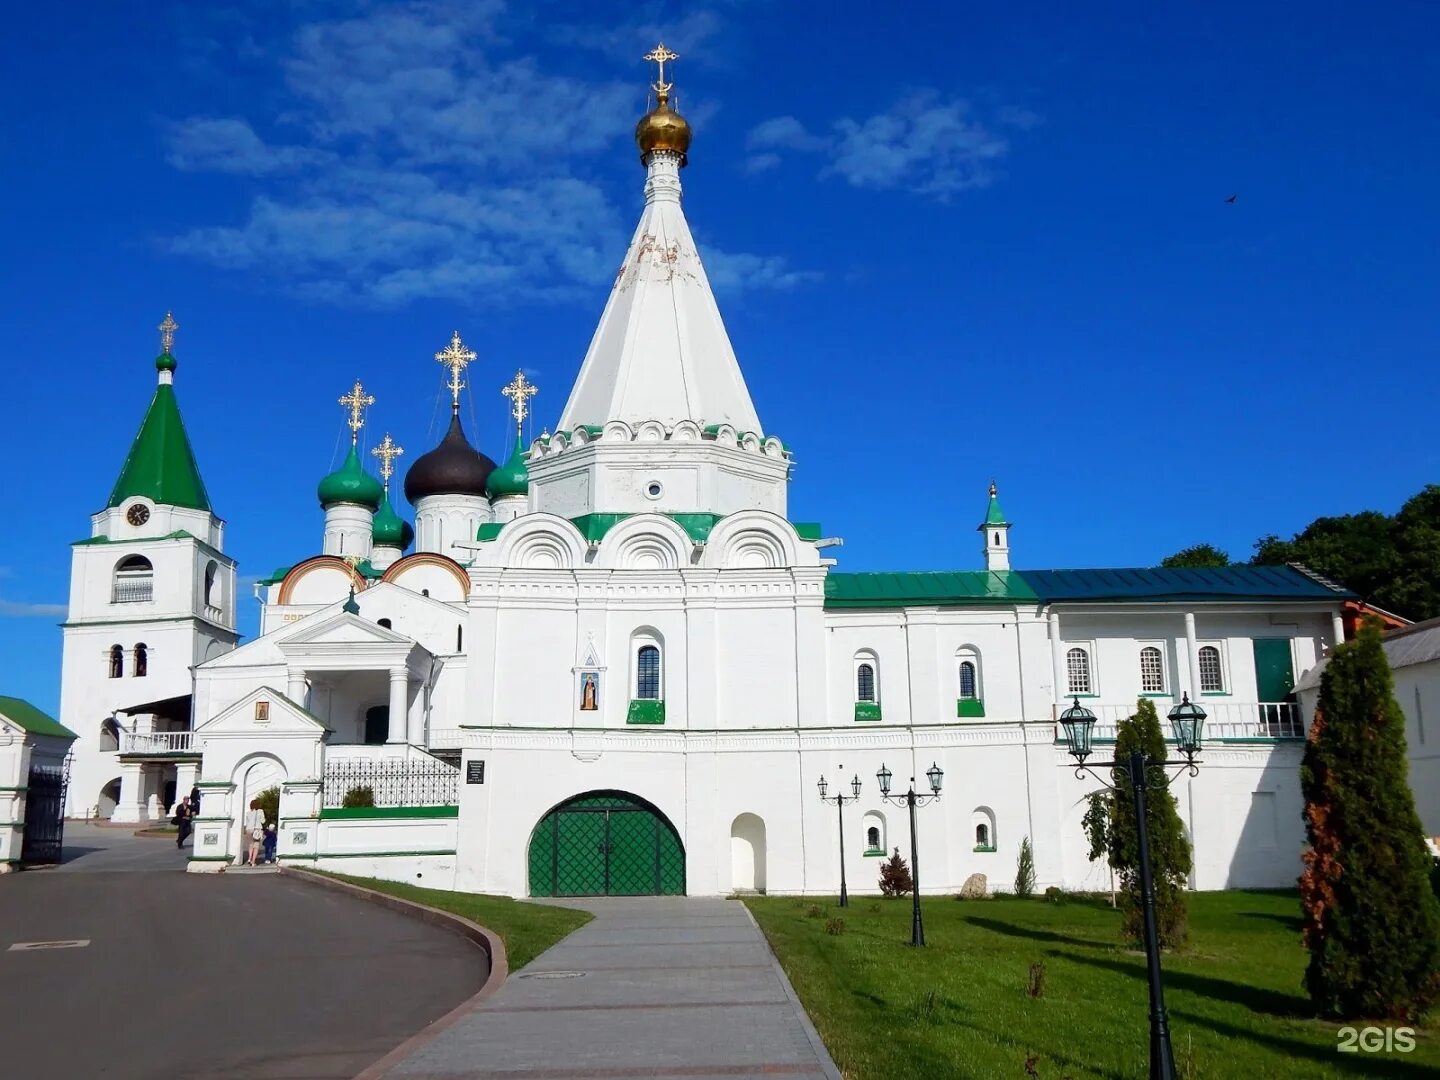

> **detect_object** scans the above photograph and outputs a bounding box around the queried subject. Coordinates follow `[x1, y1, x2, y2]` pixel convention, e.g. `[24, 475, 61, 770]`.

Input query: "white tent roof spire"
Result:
[556, 51, 762, 434]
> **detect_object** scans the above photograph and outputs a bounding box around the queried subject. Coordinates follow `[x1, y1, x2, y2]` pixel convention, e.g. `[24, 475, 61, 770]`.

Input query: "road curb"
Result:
[279, 867, 509, 1079]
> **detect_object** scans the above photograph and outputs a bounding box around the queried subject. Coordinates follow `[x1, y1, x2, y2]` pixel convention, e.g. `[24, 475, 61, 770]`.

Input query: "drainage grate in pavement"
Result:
[8, 940, 91, 951]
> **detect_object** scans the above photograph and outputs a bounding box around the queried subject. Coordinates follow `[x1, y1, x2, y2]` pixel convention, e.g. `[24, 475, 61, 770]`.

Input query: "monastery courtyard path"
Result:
[382, 896, 842, 1080]
[0, 824, 483, 1079]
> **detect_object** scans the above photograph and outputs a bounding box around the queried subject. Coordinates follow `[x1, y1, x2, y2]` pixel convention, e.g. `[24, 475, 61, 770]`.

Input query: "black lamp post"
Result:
[1058, 694, 1206, 1080]
[877, 761, 943, 946]
[817, 767, 862, 907]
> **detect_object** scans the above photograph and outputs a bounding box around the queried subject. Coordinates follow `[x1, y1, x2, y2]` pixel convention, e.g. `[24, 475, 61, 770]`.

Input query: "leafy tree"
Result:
[878, 848, 913, 897]
[1252, 484, 1440, 621]
[1082, 791, 1117, 907]
[1160, 543, 1230, 568]
[256, 785, 279, 825]
[1300, 621, 1440, 1020]
[1104, 699, 1192, 947]
[1014, 836, 1036, 897]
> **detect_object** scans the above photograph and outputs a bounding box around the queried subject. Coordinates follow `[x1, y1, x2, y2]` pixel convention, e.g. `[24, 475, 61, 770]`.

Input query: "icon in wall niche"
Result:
[255, 700, 270, 722]
[580, 671, 600, 711]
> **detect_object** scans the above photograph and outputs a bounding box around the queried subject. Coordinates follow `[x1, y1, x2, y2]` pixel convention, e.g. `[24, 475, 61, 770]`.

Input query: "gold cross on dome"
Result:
[158, 312, 178, 354]
[371, 432, 404, 491]
[338, 379, 375, 444]
[436, 330, 477, 411]
[643, 42, 679, 95]
[501, 370, 539, 435]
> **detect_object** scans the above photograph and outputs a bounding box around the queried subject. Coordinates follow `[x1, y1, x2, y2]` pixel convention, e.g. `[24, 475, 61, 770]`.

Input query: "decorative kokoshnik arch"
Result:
[527, 790, 685, 897]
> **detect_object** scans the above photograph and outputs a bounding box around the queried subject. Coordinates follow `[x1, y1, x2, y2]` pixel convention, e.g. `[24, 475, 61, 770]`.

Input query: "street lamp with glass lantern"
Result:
[816, 767, 862, 907]
[1058, 694, 1206, 1080]
[876, 761, 943, 946]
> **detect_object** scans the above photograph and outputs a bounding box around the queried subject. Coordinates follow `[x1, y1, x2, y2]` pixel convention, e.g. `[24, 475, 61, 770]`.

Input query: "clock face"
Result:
[126, 504, 151, 527]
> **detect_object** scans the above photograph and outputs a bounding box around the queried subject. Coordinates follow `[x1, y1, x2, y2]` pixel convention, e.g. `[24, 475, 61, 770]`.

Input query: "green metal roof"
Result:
[1019, 565, 1353, 602]
[107, 382, 211, 511]
[570, 512, 724, 544]
[825, 571, 1036, 608]
[0, 696, 77, 740]
[317, 445, 384, 510]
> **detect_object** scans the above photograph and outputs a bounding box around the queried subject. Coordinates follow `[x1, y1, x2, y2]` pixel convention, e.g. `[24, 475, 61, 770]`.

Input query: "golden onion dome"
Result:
[635, 93, 691, 164]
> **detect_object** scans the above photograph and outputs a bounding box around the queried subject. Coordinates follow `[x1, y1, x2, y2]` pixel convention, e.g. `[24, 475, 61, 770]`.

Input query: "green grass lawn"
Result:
[745, 890, 1438, 1080]
[316, 872, 591, 970]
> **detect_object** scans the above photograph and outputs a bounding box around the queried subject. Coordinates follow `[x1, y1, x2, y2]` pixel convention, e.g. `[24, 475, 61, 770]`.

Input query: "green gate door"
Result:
[528, 792, 685, 897]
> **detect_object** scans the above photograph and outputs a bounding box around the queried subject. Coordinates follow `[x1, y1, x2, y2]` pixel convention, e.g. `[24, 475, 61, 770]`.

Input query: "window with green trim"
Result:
[1140, 646, 1165, 694]
[1199, 645, 1224, 693]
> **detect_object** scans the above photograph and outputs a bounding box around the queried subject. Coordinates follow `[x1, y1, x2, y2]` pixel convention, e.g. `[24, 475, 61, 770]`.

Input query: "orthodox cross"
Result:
[501, 370, 539, 438]
[644, 42, 678, 95]
[158, 312, 178, 354]
[338, 380, 375, 444]
[371, 433, 404, 493]
[436, 330, 477, 411]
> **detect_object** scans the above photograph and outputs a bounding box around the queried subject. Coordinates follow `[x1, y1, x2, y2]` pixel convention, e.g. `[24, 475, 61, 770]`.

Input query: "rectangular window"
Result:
[1198, 645, 1224, 693]
[1140, 646, 1165, 693]
[1066, 647, 1092, 695]
[636, 646, 661, 700]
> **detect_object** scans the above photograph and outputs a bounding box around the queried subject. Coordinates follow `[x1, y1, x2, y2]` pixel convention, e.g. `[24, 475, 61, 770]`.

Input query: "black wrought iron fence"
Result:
[322, 757, 458, 808]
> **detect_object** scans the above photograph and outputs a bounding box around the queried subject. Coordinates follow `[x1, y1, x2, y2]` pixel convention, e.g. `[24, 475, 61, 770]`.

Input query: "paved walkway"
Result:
[386, 897, 841, 1080]
[51, 821, 193, 872]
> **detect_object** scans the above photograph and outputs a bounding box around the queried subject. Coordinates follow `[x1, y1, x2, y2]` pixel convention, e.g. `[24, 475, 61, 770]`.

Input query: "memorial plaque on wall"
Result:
[466, 760, 486, 785]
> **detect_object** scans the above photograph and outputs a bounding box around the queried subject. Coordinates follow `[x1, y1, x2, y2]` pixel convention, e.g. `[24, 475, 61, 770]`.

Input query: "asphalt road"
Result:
[0, 839, 485, 1079]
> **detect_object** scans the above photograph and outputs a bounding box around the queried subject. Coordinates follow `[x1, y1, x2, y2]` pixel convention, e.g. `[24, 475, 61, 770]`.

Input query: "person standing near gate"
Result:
[173, 799, 193, 849]
[244, 799, 265, 866]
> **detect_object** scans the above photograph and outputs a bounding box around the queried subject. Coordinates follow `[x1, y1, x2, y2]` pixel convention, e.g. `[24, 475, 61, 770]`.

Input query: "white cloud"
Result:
[166, 118, 326, 175]
[163, 1, 804, 305]
[745, 92, 1028, 200]
[0, 596, 66, 618]
[703, 248, 822, 291]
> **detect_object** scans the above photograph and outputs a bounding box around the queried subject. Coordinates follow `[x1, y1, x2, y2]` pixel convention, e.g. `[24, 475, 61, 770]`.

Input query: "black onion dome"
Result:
[403, 413, 497, 504]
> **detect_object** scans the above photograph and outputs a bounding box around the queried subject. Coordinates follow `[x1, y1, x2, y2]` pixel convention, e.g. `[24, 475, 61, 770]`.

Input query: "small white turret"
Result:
[980, 482, 1011, 572]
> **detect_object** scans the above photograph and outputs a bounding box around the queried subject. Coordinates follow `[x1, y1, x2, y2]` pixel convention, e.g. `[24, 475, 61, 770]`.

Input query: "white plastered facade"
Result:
[60, 113, 1360, 899]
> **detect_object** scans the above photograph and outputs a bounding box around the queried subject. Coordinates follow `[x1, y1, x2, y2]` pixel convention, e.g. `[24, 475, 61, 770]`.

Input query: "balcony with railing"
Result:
[1052, 700, 1304, 743]
[120, 730, 196, 756]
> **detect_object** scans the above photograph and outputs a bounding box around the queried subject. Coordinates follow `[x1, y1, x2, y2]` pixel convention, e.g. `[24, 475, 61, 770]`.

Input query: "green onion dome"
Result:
[371, 495, 414, 550]
[317, 445, 384, 510]
[485, 435, 529, 499]
[155, 352, 177, 372]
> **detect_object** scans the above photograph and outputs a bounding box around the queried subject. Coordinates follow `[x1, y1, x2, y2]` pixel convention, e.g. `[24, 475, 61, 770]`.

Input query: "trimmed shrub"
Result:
[1300, 621, 1440, 1021]
[879, 848, 913, 896]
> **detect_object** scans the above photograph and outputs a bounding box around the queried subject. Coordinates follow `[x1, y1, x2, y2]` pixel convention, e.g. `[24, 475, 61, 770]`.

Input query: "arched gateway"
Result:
[528, 791, 684, 897]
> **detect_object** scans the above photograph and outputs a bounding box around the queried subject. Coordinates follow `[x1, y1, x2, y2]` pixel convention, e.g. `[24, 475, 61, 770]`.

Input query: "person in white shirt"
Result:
[244, 800, 265, 867]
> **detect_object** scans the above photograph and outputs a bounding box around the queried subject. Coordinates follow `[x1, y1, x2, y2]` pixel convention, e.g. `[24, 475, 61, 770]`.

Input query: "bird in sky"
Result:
[1225, 194, 1238, 203]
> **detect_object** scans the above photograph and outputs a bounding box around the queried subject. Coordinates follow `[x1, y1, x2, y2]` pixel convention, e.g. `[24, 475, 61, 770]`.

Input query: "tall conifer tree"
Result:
[1300, 621, 1440, 1020]
[1106, 698, 1192, 947]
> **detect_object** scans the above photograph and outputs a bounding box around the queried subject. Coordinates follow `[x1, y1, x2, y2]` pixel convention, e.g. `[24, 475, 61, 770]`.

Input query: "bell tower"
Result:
[980, 482, 1012, 572]
[59, 315, 239, 820]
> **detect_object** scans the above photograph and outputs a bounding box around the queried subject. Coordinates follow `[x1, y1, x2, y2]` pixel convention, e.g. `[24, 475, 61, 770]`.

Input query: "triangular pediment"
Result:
[283, 612, 413, 647]
[198, 686, 327, 736]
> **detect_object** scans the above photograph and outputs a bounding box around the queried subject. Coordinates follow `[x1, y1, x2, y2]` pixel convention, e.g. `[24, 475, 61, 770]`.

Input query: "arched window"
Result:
[959, 661, 978, 699]
[975, 822, 990, 847]
[112, 555, 153, 604]
[203, 561, 218, 608]
[856, 663, 876, 702]
[108, 645, 124, 679]
[377, 618, 392, 630]
[862, 810, 886, 855]
[972, 806, 997, 851]
[636, 645, 661, 700]
[1139, 646, 1165, 693]
[99, 718, 121, 752]
[133, 643, 148, 678]
[1198, 645, 1224, 692]
[1066, 647, 1092, 695]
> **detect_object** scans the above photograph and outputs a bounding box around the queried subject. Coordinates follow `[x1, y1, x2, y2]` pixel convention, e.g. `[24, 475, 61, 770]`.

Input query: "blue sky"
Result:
[2, 1, 1437, 713]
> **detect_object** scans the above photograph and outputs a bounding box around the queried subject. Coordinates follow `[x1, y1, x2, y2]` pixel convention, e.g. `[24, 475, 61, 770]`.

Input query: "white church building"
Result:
[59, 51, 1355, 898]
